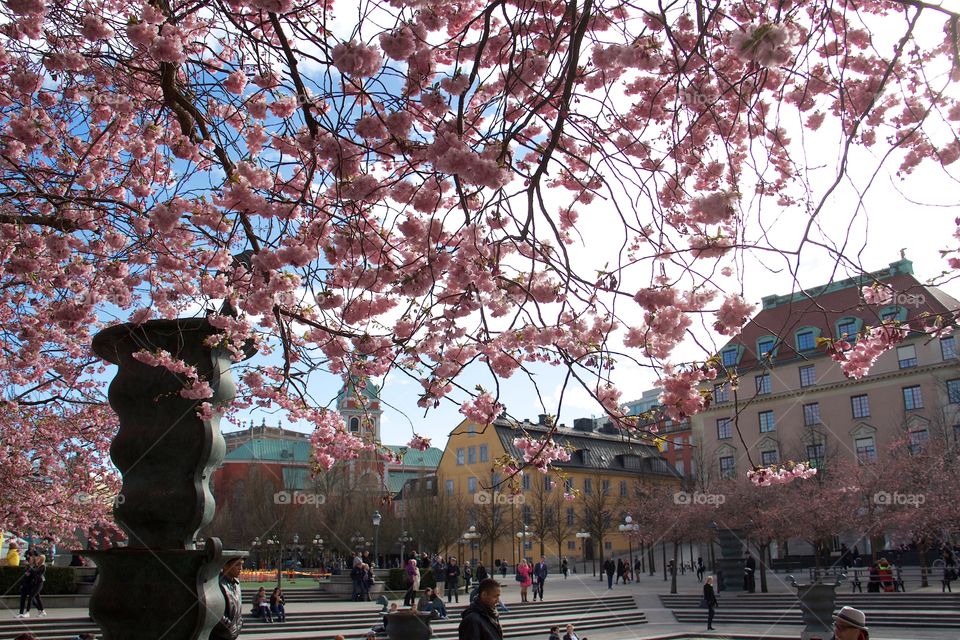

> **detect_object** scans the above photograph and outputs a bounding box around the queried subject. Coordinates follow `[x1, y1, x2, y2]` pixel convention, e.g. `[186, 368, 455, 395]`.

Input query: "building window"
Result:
[468, 477, 477, 493]
[522, 505, 532, 524]
[602, 480, 610, 496]
[713, 383, 730, 403]
[761, 450, 779, 465]
[896, 345, 918, 369]
[467, 423, 476, 436]
[583, 478, 593, 494]
[909, 429, 929, 454]
[855, 436, 877, 464]
[564, 478, 574, 492]
[799, 364, 816, 388]
[722, 349, 738, 367]
[566, 508, 576, 526]
[851, 395, 870, 419]
[568, 541, 576, 551]
[941, 336, 957, 360]
[717, 418, 733, 439]
[806, 443, 825, 468]
[675, 460, 685, 475]
[619, 480, 628, 497]
[719, 456, 736, 478]
[445, 479, 455, 496]
[759, 410, 775, 433]
[755, 374, 771, 395]
[456, 448, 465, 465]
[803, 403, 821, 426]
[797, 331, 815, 351]
[948, 379, 960, 404]
[479, 444, 488, 462]
[757, 338, 776, 359]
[522, 474, 531, 491]
[468, 446, 477, 464]
[837, 319, 858, 340]
[903, 385, 923, 410]
[604, 541, 613, 551]
[661, 439, 669, 452]
[349, 417, 360, 433]
[545, 476, 553, 492]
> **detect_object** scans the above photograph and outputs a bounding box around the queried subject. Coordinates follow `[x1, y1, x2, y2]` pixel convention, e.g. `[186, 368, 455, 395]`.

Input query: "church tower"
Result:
[336, 376, 383, 443]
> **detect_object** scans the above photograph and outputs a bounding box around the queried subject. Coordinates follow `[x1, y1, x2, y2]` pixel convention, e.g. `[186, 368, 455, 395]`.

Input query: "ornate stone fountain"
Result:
[787, 571, 846, 640]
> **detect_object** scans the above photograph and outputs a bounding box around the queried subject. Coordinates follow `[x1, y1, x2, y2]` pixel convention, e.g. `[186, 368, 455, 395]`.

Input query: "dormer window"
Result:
[721, 348, 739, 367]
[757, 337, 776, 359]
[836, 317, 861, 343]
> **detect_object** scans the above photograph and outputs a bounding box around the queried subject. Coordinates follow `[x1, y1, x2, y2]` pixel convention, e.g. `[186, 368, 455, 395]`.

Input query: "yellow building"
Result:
[434, 414, 681, 572]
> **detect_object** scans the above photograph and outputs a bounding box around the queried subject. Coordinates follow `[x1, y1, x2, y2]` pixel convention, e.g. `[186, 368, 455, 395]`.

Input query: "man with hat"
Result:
[832, 606, 868, 640]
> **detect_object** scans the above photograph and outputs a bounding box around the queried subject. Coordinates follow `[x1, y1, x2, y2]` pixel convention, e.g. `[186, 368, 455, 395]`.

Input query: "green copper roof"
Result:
[387, 470, 423, 494]
[384, 444, 442, 468]
[336, 375, 382, 405]
[224, 439, 312, 463]
[760, 259, 914, 310]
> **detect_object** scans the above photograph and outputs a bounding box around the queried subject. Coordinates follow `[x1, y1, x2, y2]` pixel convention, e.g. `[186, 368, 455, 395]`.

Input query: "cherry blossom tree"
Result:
[2, 0, 960, 535]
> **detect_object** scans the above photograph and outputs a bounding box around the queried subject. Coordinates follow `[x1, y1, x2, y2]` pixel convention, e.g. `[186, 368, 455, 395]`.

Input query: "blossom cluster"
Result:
[827, 323, 908, 379]
[514, 436, 572, 473]
[459, 392, 504, 426]
[747, 461, 818, 487]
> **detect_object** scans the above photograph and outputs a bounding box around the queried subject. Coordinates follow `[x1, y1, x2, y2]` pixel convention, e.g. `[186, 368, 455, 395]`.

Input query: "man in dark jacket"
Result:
[210, 558, 243, 640]
[743, 554, 756, 593]
[458, 578, 503, 640]
[603, 557, 616, 589]
[533, 556, 548, 601]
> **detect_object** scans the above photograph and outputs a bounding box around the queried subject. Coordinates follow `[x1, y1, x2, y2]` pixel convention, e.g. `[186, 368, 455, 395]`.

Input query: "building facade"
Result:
[695, 259, 960, 482]
[624, 390, 695, 485]
[434, 414, 681, 570]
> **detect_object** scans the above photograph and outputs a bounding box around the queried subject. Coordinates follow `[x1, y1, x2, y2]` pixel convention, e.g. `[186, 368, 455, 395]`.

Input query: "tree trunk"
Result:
[919, 539, 930, 588]
[649, 544, 656, 576]
[759, 542, 769, 593]
[670, 541, 679, 594]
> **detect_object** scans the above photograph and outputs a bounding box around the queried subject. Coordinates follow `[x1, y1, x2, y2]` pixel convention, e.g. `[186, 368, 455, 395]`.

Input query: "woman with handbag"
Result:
[702, 575, 718, 630]
[516, 559, 533, 603]
[403, 558, 420, 607]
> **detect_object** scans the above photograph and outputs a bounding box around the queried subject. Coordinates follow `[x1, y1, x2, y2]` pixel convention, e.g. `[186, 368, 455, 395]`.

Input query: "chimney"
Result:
[538, 414, 548, 426]
[573, 418, 594, 432]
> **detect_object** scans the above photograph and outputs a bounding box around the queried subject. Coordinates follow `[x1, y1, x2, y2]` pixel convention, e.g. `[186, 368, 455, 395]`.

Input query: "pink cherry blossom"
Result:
[713, 294, 755, 337]
[332, 41, 383, 78]
[407, 434, 432, 451]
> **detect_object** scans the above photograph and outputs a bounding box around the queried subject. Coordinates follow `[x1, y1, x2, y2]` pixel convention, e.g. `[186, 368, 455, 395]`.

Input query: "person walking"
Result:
[616, 558, 625, 584]
[458, 578, 503, 640]
[25, 555, 46, 617]
[831, 606, 868, 640]
[696, 557, 705, 582]
[270, 587, 286, 622]
[500, 560, 508, 579]
[603, 556, 615, 589]
[516, 558, 533, 602]
[463, 561, 473, 592]
[533, 556, 548, 601]
[476, 562, 489, 582]
[446, 557, 462, 603]
[403, 558, 420, 607]
[703, 575, 718, 631]
[211, 557, 243, 640]
[361, 562, 374, 601]
[743, 553, 756, 593]
[560, 557, 568, 579]
[943, 549, 957, 593]
[16, 555, 39, 618]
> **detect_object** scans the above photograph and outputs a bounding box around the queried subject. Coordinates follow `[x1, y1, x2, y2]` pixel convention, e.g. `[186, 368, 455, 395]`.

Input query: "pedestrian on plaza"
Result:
[16, 553, 37, 618]
[615, 558, 625, 584]
[476, 562, 489, 582]
[446, 557, 462, 603]
[533, 556, 548, 601]
[6, 542, 20, 567]
[702, 575, 718, 631]
[548, 625, 561, 640]
[270, 587, 286, 622]
[603, 556, 615, 589]
[516, 558, 533, 602]
[458, 578, 503, 640]
[634, 558, 642, 578]
[561, 557, 568, 579]
[211, 557, 243, 640]
[943, 549, 957, 593]
[363, 563, 376, 601]
[743, 553, 756, 593]
[464, 561, 473, 592]
[831, 606, 868, 640]
[696, 557, 705, 582]
[500, 560, 508, 579]
[18, 554, 46, 618]
[561, 623, 583, 640]
[403, 558, 420, 607]
[433, 554, 446, 589]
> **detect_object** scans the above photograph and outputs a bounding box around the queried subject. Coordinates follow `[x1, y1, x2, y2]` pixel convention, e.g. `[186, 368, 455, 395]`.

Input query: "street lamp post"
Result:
[266, 536, 280, 588]
[576, 531, 591, 575]
[463, 525, 480, 565]
[516, 523, 531, 564]
[372, 510, 382, 568]
[251, 537, 261, 570]
[312, 536, 324, 568]
[618, 515, 639, 579]
[398, 531, 413, 567]
[291, 533, 300, 571]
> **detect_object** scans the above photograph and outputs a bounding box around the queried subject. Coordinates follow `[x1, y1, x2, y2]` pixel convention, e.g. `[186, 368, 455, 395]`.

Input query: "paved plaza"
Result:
[3, 565, 958, 639]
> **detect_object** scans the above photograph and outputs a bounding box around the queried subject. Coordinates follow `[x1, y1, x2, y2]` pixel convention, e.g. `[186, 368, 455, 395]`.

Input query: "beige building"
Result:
[695, 259, 960, 483]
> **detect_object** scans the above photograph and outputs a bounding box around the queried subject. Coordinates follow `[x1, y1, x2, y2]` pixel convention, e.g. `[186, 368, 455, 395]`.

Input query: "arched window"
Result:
[349, 417, 360, 433]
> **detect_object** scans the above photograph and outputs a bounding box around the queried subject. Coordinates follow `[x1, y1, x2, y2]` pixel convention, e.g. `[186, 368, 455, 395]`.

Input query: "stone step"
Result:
[671, 610, 960, 628]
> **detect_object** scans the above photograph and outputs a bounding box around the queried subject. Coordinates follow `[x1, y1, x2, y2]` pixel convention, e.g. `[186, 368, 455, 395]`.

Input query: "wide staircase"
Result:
[0, 594, 646, 639]
[662, 592, 960, 629]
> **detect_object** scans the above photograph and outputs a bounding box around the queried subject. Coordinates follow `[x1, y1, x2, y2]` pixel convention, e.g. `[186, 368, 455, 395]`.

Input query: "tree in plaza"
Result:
[469, 472, 512, 569]
[579, 471, 623, 575]
[3, 0, 960, 535]
[543, 475, 579, 561]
